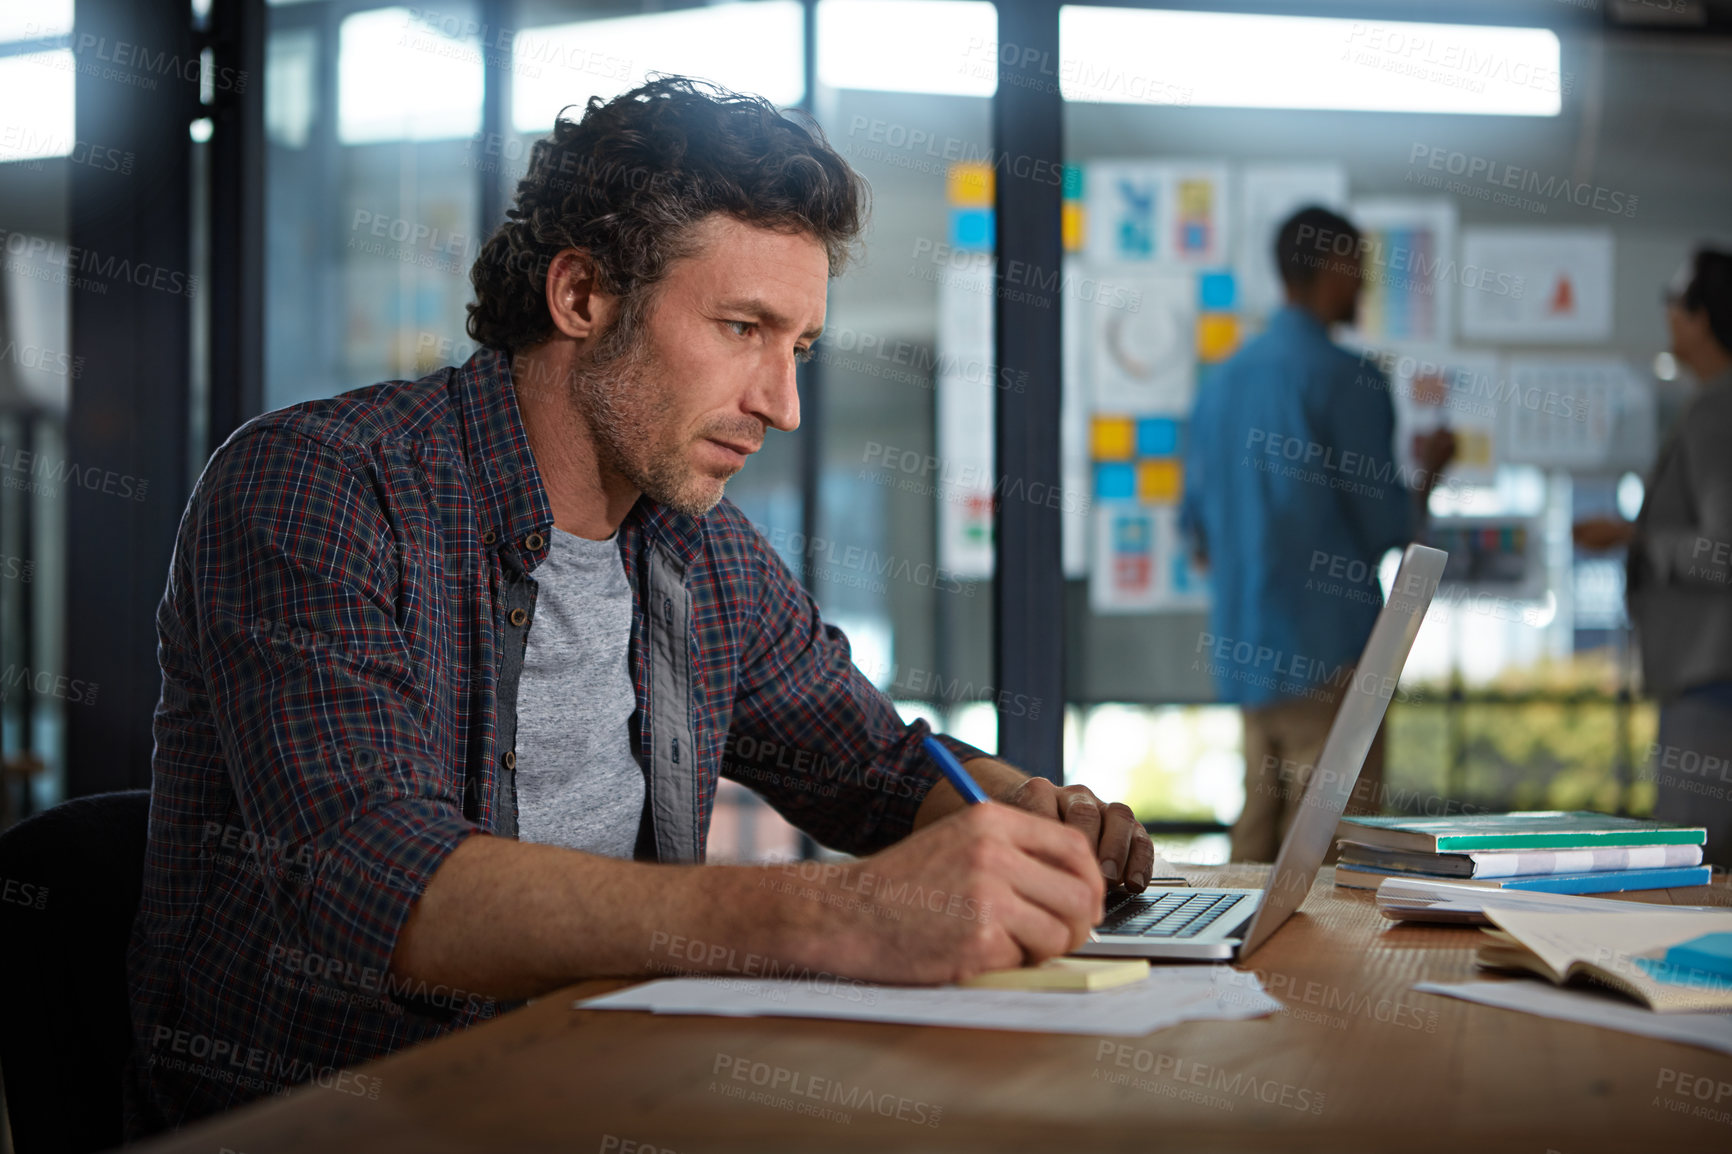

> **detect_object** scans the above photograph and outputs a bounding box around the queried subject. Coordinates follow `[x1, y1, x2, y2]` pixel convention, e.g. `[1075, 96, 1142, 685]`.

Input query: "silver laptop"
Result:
[1074, 543, 1447, 962]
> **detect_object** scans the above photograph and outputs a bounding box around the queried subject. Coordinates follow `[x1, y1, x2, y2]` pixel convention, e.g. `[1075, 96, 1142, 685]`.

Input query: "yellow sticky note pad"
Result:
[1197, 314, 1239, 363]
[1061, 201, 1085, 252]
[1453, 428, 1494, 469]
[1137, 459, 1182, 503]
[1091, 415, 1135, 461]
[958, 957, 1151, 992]
[948, 162, 995, 208]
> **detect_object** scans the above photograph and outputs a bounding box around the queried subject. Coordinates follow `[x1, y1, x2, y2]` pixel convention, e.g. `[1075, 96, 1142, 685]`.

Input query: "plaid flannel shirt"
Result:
[124, 346, 983, 1135]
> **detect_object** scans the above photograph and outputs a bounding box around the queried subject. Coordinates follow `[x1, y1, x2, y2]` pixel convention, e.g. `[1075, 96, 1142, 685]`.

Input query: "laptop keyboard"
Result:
[1096, 891, 1246, 938]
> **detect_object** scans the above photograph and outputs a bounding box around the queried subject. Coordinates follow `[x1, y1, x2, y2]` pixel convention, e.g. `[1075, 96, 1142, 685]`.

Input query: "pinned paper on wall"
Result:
[1090, 504, 1208, 613]
[1500, 358, 1648, 470]
[1060, 258, 1093, 577]
[1087, 270, 1197, 413]
[1380, 349, 1503, 484]
[1086, 161, 1164, 264]
[1172, 170, 1227, 263]
[1084, 162, 1229, 267]
[935, 253, 995, 579]
[1459, 228, 1614, 343]
[1237, 164, 1350, 316]
[1346, 198, 1457, 348]
[1091, 502, 1158, 612]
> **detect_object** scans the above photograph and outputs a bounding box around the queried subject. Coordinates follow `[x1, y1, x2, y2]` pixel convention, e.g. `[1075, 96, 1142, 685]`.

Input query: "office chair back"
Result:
[0, 789, 151, 1154]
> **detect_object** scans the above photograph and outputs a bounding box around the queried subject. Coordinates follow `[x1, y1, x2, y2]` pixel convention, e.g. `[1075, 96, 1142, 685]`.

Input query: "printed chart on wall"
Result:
[1087, 270, 1198, 413]
[1061, 256, 1097, 578]
[1236, 163, 1349, 317]
[1084, 160, 1230, 268]
[1458, 227, 1614, 343]
[935, 253, 995, 579]
[1500, 358, 1648, 471]
[1089, 502, 1207, 614]
[1346, 198, 1457, 348]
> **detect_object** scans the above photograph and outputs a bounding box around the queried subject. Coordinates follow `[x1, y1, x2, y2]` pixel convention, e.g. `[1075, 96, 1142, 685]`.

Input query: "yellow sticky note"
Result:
[1454, 428, 1494, 469]
[958, 957, 1151, 992]
[1062, 201, 1085, 252]
[948, 162, 994, 208]
[1137, 459, 1182, 503]
[1197, 314, 1239, 363]
[1091, 415, 1136, 461]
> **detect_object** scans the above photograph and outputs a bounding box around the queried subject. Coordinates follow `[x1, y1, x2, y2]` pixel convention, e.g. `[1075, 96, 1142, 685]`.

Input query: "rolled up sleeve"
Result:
[724, 534, 987, 856]
[193, 425, 485, 983]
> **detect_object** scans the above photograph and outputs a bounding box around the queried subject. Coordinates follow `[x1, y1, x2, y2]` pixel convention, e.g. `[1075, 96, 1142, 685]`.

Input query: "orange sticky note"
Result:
[1137, 459, 1182, 503]
[948, 162, 994, 208]
[1198, 314, 1239, 363]
[1091, 416, 1136, 461]
[1062, 201, 1085, 252]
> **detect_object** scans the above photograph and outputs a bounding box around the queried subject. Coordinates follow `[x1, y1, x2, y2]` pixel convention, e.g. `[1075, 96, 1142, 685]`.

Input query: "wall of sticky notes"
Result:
[942, 155, 1652, 617]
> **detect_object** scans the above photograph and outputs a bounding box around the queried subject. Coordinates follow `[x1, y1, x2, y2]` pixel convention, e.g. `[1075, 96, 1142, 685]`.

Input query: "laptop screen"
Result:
[1236, 542, 1448, 958]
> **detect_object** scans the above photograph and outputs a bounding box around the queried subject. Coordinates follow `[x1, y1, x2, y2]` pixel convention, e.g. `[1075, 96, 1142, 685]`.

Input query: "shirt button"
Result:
[503, 750, 516, 770]
[524, 532, 545, 551]
[482, 529, 498, 546]
[509, 608, 528, 627]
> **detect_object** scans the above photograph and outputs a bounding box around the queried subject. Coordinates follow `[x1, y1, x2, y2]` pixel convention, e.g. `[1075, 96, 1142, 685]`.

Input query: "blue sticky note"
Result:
[1665, 932, 1732, 979]
[1633, 955, 1732, 993]
[1136, 417, 1179, 457]
[1094, 462, 1135, 500]
[1199, 270, 1236, 311]
[1062, 163, 1084, 200]
[950, 207, 994, 252]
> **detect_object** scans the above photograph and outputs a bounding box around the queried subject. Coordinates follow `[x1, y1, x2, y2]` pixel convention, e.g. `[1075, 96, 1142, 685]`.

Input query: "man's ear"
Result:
[545, 248, 618, 341]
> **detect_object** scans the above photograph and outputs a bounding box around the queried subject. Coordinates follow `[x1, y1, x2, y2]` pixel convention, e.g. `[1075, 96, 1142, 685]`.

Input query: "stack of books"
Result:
[1333, 811, 1711, 894]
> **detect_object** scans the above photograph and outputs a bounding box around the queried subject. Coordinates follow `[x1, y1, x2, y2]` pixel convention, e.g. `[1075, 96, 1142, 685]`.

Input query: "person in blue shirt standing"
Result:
[1180, 206, 1455, 861]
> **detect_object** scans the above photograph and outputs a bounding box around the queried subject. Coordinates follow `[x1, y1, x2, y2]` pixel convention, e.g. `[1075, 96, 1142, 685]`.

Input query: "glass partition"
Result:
[0, 0, 80, 819]
[1055, 5, 1718, 850]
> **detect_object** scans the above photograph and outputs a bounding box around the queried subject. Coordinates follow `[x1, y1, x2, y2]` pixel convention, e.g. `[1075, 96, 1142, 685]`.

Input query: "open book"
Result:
[1477, 906, 1732, 1013]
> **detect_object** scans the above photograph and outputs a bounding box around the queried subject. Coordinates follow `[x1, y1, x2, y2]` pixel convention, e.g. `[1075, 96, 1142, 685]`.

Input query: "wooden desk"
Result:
[132, 866, 1732, 1154]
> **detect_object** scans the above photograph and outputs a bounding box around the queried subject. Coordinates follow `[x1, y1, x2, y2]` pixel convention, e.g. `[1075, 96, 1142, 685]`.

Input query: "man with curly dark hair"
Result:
[125, 76, 1154, 1136]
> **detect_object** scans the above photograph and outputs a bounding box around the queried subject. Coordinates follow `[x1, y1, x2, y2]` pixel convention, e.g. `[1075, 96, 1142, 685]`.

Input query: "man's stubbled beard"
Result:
[566, 290, 745, 518]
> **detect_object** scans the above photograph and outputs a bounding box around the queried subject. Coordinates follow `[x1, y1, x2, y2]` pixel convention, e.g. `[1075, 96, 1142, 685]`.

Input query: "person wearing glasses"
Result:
[1575, 248, 1732, 866]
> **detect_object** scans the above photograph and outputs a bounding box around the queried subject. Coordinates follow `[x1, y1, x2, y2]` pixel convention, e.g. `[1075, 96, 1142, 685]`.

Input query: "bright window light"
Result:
[1060, 8, 1563, 116]
[266, 28, 318, 149]
[1617, 472, 1645, 520]
[512, 3, 803, 135]
[817, 0, 996, 96]
[338, 7, 483, 144]
[0, 0, 72, 42]
[0, 52, 76, 162]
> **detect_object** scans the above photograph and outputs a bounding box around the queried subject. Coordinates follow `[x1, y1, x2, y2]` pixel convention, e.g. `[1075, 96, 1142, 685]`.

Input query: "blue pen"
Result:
[922, 735, 992, 805]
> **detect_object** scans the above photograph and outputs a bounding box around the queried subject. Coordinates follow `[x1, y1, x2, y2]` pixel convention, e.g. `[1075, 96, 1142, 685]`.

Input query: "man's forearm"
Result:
[388, 833, 830, 1002]
[913, 757, 1030, 830]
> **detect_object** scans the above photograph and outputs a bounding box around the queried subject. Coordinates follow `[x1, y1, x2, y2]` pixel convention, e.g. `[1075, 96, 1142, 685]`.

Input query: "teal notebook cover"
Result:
[1337, 811, 1707, 851]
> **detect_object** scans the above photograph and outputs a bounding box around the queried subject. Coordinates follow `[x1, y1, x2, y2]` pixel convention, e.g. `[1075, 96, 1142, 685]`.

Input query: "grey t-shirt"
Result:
[514, 525, 646, 857]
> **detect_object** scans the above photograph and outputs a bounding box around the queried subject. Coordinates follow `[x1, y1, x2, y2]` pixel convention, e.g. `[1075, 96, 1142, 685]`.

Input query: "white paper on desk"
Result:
[1415, 980, 1732, 1058]
[578, 965, 1281, 1037]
